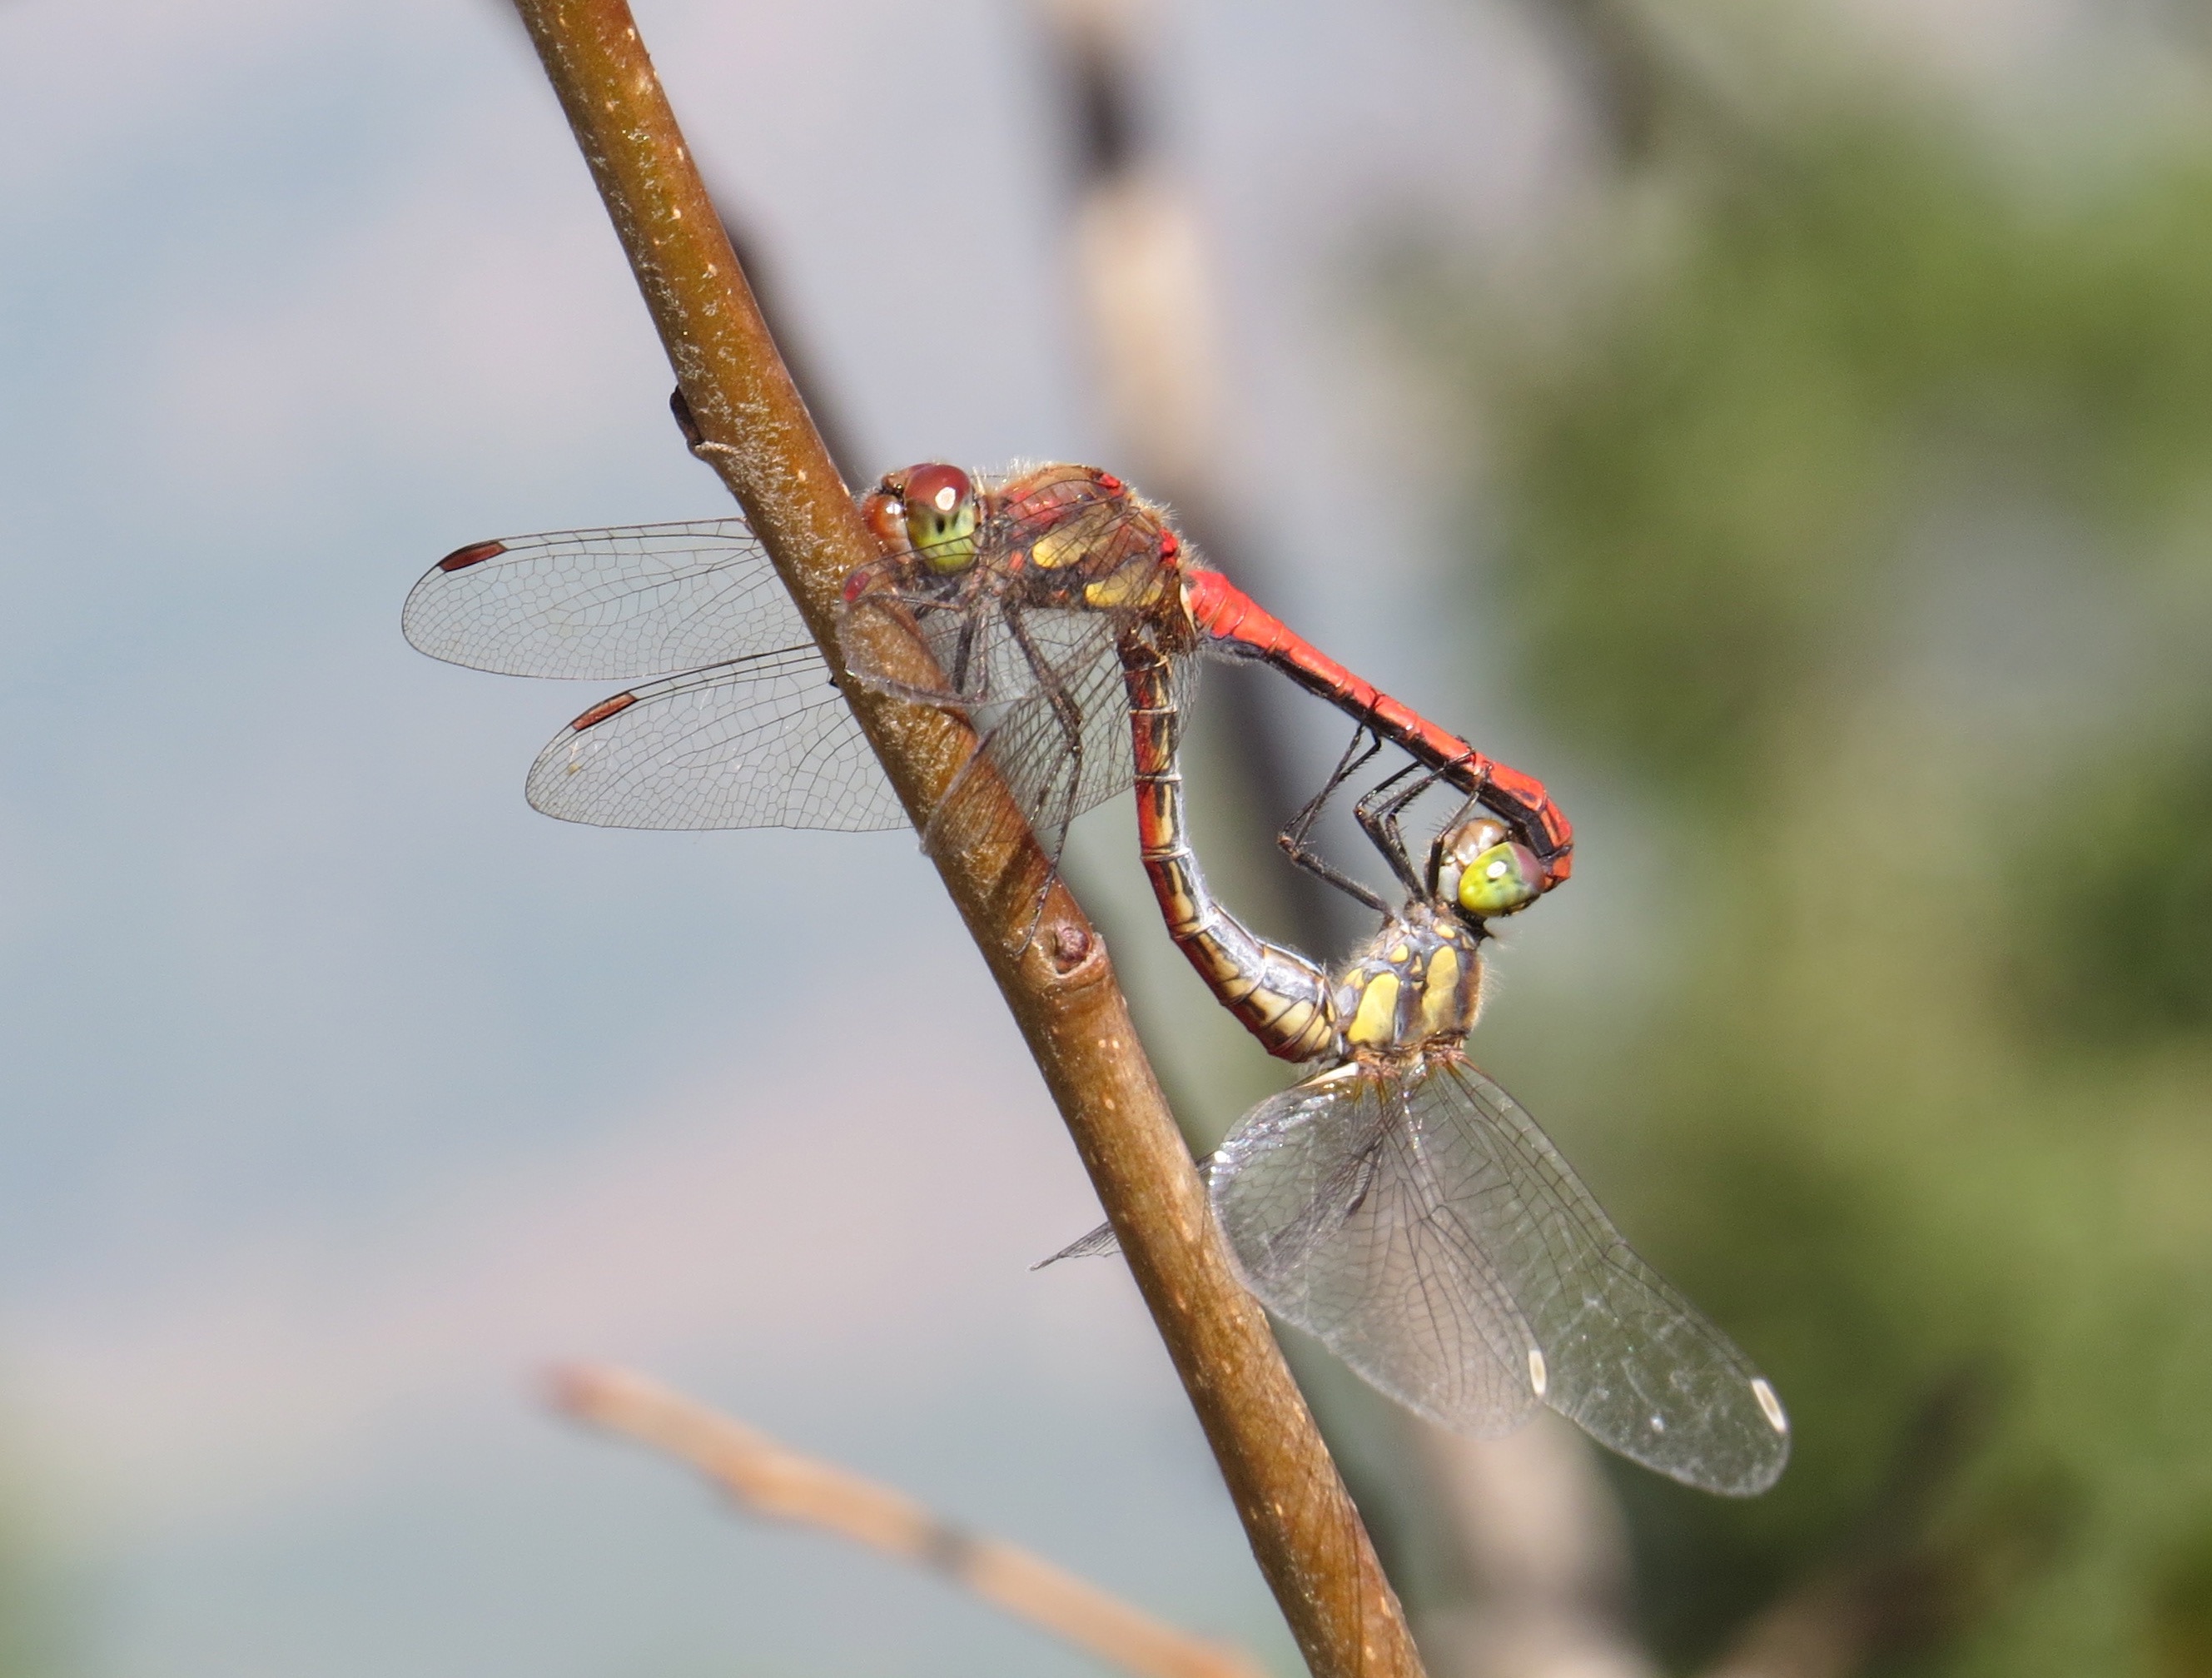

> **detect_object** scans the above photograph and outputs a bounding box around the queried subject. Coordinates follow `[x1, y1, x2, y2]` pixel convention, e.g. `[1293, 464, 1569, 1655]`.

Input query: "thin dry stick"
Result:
[552, 1364, 1269, 1678]
[502, 5, 1422, 1675]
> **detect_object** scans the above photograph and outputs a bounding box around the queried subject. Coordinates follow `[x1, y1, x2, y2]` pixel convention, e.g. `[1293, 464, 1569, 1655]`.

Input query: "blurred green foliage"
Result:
[0, 1476, 65, 1678]
[1414, 39, 2212, 1678]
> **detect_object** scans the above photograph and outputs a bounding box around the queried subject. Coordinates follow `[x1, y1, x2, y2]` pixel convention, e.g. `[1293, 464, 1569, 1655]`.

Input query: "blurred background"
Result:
[2, 0, 2209, 1674]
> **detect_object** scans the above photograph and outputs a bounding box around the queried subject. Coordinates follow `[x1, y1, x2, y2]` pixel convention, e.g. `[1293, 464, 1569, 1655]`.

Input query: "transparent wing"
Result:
[1031, 1221, 1121, 1268]
[837, 471, 1174, 713]
[840, 579, 1021, 710]
[1032, 1154, 1216, 1270]
[1210, 1057, 1789, 1497]
[1210, 1066, 1543, 1442]
[922, 615, 1141, 869]
[522, 646, 907, 833]
[403, 520, 800, 680]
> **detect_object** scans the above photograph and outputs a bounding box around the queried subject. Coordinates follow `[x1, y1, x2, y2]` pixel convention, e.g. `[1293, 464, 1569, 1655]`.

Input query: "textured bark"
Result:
[504, 3, 1424, 1672]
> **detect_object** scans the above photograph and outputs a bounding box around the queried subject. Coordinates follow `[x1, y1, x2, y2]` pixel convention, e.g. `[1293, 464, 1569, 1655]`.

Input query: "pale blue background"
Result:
[0, 0, 1613, 1671]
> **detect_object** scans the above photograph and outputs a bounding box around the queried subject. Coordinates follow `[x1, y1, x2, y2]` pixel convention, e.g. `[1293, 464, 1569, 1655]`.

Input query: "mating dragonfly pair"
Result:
[405, 461, 1789, 1497]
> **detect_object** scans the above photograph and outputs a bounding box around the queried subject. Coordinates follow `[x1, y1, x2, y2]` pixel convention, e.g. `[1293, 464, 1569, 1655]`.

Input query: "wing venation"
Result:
[404, 520, 794, 680]
[524, 646, 907, 834]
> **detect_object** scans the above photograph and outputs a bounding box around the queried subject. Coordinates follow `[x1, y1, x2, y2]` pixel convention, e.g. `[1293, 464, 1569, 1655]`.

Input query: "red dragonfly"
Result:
[1046, 634, 1790, 1496]
[404, 463, 1572, 894]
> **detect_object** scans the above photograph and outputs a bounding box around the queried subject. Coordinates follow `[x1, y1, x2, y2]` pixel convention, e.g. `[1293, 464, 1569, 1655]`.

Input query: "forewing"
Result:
[922, 617, 1139, 867]
[1210, 1068, 1543, 1440]
[1404, 1060, 1791, 1496]
[838, 581, 1017, 709]
[404, 520, 798, 680]
[523, 647, 907, 832]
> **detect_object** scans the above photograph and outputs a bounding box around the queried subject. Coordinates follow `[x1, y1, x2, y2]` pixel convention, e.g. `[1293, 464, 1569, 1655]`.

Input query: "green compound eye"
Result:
[1457, 842, 1542, 919]
[900, 463, 979, 575]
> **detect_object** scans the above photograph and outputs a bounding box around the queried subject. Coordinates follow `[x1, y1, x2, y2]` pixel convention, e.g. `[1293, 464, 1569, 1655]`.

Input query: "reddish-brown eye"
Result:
[902, 463, 972, 518]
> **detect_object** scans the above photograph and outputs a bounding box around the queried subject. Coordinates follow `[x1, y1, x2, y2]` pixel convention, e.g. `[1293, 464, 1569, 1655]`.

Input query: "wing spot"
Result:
[1752, 1378, 1787, 1434]
[569, 693, 639, 732]
[437, 539, 506, 572]
[1528, 1348, 1548, 1397]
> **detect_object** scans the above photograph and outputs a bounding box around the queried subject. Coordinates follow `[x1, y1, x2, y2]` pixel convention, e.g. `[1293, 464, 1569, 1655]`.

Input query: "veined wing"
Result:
[921, 615, 1144, 868]
[1032, 1154, 1217, 1269]
[1210, 1065, 1543, 1444]
[838, 473, 1175, 712]
[839, 575, 1095, 712]
[404, 520, 798, 680]
[523, 646, 907, 833]
[1406, 1060, 1787, 1494]
[1211, 1057, 1790, 1497]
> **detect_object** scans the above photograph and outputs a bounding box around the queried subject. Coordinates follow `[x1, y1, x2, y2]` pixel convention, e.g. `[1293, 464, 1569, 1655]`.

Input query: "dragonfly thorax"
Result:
[860, 462, 1190, 626]
[1331, 904, 1485, 1061]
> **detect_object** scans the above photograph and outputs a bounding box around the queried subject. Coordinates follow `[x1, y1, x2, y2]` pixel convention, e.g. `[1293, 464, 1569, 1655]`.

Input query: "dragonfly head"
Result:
[1436, 818, 1543, 922]
[894, 464, 979, 575]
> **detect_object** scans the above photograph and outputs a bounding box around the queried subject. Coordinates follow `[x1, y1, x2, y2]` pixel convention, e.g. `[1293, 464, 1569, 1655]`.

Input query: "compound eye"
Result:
[898, 463, 978, 574]
[904, 463, 970, 515]
[1444, 818, 1509, 869]
[1455, 841, 1543, 919]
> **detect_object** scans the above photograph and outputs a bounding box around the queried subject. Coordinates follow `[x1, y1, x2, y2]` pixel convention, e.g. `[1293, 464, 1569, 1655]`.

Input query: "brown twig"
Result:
[551, 1364, 1269, 1678]
[503, 4, 1422, 1673]
[1038, 20, 1666, 1676]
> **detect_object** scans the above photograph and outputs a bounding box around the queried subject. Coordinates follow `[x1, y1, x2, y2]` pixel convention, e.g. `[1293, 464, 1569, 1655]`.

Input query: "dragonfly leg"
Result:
[1004, 602, 1088, 944]
[1277, 727, 1394, 917]
[1355, 760, 1443, 899]
[1006, 604, 1086, 842]
[1423, 786, 1488, 900]
[949, 609, 982, 699]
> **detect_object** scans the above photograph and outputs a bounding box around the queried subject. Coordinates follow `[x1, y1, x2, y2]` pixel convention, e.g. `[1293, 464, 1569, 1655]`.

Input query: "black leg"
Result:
[1006, 604, 1085, 845]
[1277, 728, 1393, 917]
[950, 607, 982, 699]
[1355, 761, 1438, 897]
[1005, 603, 1086, 944]
[1423, 786, 1486, 899]
[1379, 769, 1454, 891]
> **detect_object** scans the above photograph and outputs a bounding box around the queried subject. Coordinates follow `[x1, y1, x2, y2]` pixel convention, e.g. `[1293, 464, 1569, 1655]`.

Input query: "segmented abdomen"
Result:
[1121, 637, 1336, 1063]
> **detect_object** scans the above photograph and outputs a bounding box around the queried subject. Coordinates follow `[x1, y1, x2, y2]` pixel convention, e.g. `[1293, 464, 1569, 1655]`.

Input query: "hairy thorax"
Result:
[1330, 902, 1485, 1065]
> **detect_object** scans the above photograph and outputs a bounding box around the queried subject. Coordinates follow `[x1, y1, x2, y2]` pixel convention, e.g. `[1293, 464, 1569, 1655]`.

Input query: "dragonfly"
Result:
[402, 462, 1573, 894]
[1046, 633, 1790, 1498]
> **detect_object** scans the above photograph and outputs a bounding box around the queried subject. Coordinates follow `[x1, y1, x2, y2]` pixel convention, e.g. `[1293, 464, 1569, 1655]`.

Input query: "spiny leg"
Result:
[949, 605, 982, 698]
[1005, 600, 1087, 944]
[1278, 726, 1394, 917]
[1423, 786, 1487, 900]
[1355, 759, 1439, 898]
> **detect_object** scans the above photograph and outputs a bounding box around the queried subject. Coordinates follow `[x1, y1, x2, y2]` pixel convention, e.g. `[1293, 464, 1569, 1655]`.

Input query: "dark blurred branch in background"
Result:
[703, 203, 863, 488]
[1040, 0, 1345, 951]
[551, 1365, 1270, 1678]
[1035, 6, 1655, 1676]
[1415, 1422, 1651, 1678]
[1524, 0, 1758, 168]
[1532, 0, 1665, 165]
